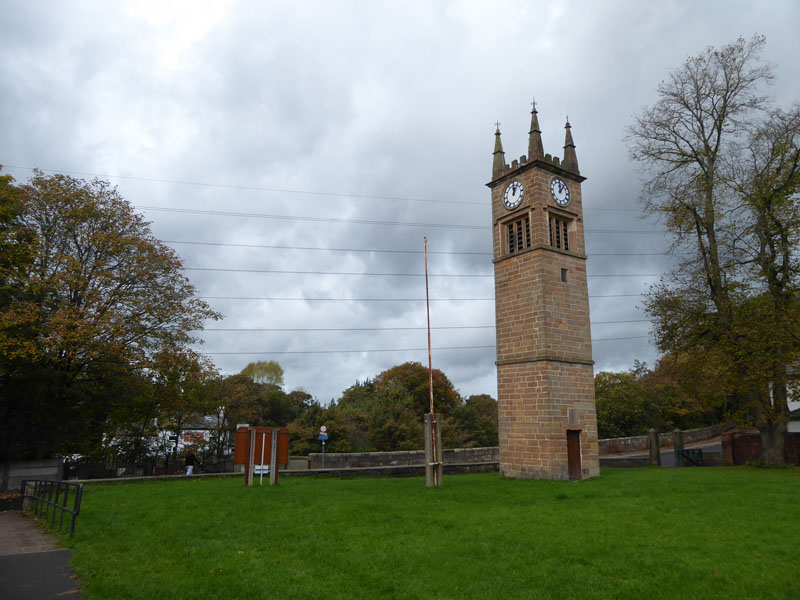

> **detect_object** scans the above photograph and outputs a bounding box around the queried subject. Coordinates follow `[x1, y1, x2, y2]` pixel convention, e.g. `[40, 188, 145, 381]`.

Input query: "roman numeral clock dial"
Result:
[550, 177, 570, 206]
[503, 180, 524, 209]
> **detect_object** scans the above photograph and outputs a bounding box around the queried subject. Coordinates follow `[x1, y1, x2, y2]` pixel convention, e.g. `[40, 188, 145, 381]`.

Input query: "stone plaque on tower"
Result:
[487, 103, 600, 480]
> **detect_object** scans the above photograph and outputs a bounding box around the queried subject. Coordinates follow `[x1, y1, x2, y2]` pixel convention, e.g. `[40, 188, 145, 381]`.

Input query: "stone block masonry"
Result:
[489, 106, 599, 480]
[497, 360, 599, 479]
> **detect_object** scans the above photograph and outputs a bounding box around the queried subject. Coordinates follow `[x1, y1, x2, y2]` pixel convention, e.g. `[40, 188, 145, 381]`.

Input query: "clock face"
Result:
[503, 180, 524, 209]
[550, 177, 570, 206]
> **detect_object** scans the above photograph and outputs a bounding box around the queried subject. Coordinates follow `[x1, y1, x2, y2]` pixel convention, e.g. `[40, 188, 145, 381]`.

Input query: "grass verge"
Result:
[57, 467, 799, 599]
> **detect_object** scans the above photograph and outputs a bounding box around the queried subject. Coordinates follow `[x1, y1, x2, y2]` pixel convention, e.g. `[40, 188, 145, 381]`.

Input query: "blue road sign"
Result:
[319, 433, 328, 441]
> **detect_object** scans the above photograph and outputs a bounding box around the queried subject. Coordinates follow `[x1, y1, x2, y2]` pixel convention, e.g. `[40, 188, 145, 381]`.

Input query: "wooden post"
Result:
[424, 413, 443, 487]
[672, 428, 684, 467]
[424, 414, 433, 487]
[245, 428, 256, 486]
[648, 428, 661, 466]
[434, 414, 443, 485]
[423, 237, 441, 487]
[269, 428, 279, 485]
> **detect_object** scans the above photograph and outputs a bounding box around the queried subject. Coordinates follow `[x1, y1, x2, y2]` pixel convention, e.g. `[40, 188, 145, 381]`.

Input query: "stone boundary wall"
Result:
[1, 458, 63, 492]
[306, 424, 733, 469]
[308, 447, 498, 470]
[598, 422, 737, 455]
[284, 462, 499, 479]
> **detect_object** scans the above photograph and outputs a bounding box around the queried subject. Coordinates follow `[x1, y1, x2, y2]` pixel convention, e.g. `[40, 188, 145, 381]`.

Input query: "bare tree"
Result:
[628, 36, 800, 462]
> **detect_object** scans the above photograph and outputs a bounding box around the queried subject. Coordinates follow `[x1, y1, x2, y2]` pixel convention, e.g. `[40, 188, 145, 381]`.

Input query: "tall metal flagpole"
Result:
[424, 237, 438, 486]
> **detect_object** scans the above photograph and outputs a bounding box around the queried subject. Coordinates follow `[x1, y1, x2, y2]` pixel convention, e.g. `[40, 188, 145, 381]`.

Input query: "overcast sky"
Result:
[2, 1, 800, 403]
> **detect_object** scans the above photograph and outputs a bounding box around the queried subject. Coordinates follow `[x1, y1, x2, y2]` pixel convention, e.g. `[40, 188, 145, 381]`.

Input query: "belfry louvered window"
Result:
[549, 215, 570, 251]
[506, 216, 531, 254]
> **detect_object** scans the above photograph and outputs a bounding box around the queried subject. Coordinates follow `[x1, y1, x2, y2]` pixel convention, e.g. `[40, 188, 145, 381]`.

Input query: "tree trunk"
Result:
[758, 422, 787, 464]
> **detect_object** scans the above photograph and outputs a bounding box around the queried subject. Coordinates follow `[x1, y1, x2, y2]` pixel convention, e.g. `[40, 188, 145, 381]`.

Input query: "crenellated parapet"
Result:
[491, 148, 578, 180]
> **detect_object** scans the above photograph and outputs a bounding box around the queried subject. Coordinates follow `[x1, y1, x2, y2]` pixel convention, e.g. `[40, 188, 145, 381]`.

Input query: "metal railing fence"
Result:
[21, 479, 83, 537]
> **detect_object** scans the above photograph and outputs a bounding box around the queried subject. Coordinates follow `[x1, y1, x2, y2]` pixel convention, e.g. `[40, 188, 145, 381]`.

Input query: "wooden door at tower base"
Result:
[567, 430, 582, 481]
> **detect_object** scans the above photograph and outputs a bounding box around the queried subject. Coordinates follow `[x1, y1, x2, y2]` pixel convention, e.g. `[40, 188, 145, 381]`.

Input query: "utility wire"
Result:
[137, 205, 666, 233]
[203, 325, 497, 332]
[2, 164, 644, 212]
[182, 266, 662, 278]
[194, 293, 644, 300]
[199, 296, 497, 301]
[3, 165, 484, 206]
[164, 239, 678, 257]
[137, 206, 487, 230]
[203, 345, 496, 355]
[183, 267, 491, 277]
[199, 335, 651, 355]
[165, 240, 490, 256]
[199, 319, 649, 332]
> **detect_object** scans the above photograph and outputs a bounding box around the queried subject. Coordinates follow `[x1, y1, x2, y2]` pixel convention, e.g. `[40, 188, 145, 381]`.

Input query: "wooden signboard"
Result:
[233, 427, 289, 466]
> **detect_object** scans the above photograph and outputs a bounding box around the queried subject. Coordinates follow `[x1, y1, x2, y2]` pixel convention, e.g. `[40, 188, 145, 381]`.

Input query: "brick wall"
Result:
[721, 431, 800, 465]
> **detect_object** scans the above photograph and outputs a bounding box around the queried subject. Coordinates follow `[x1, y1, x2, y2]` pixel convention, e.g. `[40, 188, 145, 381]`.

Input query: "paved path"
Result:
[0, 511, 83, 599]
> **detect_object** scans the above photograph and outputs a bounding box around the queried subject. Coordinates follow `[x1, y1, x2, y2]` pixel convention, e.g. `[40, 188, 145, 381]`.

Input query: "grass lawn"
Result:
[56, 467, 799, 599]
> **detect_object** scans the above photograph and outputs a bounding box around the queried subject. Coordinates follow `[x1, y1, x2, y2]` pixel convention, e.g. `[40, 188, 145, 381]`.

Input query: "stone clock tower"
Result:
[487, 104, 599, 480]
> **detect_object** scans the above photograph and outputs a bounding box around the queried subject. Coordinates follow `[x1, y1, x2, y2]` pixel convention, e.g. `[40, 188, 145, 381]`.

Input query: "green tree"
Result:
[594, 362, 712, 439]
[627, 36, 800, 462]
[240, 360, 284, 387]
[374, 361, 461, 417]
[151, 350, 218, 461]
[286, 398, 328, 455]
[0, 170, 220, 459]
[366, 381, 423, 451]
[450, 394, 499, 448]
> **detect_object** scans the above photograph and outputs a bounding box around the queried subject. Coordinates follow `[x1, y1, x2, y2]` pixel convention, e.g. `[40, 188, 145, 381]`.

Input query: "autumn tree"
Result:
[627, 36, 800, 462]
[0, 170, 220, 459]
[373, 361, 461, 417]
[151, 349, 218, 461]
[284, 368, 497, 455]
[593, 362, 705, 439]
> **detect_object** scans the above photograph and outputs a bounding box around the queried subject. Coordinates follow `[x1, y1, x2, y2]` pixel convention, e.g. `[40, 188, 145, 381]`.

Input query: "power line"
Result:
[201, 319, 649, 332]
[590, 273, 662, 277]
[2, 164, 487, 206]
[3, 164, 646, 213]
[183, 266, 662, 278]
[164, 239, 677, 258]
[592, 319, 649, 325]
[202, 325, 496, 332]
[136, 205, 667, 234]
[137, 205, 487, 230]
[194, 293, 644, 301]
[165, 240, 491, 256]
[203, 345, 496, 355]
[198, 296, 496, 301]
[183, 267, 492, 277]
[198, 335, 651, 355]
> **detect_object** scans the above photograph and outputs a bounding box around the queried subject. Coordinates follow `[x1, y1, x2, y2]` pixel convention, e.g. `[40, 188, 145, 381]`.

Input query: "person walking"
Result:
[185, 447, 200, 475]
